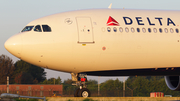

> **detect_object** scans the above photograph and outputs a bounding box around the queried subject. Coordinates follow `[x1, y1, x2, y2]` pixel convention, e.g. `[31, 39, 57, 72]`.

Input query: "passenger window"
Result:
[131, 28, 135, 33]
[137, 28, 140, 32]
[148, 28, 151, 33]
[125, 27, 129, 32]
[42, 25, 51, 32]
[164, 28, 168, 33]
[153, 28, 157, 33]
[170, 28, 174, 33]
[159, 28, 162, 33]
[34, 25, 42, 32]
[142, 28, 146, 33]
[21, 26, 34, 32]
[107, 27, 111, 32]
[113, 27, 117, 32]
[176, 28, 179, 33]
[119, 27, 123, 32]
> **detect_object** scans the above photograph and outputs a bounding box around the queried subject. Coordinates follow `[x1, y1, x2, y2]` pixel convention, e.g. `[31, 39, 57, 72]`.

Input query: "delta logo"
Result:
[107, 16, 119, 26]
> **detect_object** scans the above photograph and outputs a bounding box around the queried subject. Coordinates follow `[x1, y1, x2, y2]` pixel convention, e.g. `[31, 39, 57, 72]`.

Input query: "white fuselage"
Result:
[5, 9, 180, 75]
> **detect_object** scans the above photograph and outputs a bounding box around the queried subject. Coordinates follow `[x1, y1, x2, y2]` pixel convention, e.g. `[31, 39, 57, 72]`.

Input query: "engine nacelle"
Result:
[165, 76, 180, 91]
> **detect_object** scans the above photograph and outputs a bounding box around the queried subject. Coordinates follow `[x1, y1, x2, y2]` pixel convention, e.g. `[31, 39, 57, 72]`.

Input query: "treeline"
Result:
[0, 54, 63, 85]
[1, 54, 180, 97]
[0, 54, 46, 84]
[63, 76, 180, 97]
[125, 76, 180, 97]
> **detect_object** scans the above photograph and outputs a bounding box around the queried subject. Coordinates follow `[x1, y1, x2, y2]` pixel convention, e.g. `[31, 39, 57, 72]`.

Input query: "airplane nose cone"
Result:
[4, 34, 22, 58]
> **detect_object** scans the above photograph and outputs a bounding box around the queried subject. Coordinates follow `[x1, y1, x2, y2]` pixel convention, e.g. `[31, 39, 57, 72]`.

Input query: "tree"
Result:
[63, 79, 77, 96]
[63, 79, 73, 85]
[100, 79, 123, 97]
[126, 76, 180, 97]
[14, 60, 46, 84]
[86, 79, 98, 96]
[0, 54, 15, 84]
[41, 78, 54, 84]
[14, 72, 34, 84]
[40, 76, 62, 84]
[114, 79, 123, 96]
[56, 76, 62, 84]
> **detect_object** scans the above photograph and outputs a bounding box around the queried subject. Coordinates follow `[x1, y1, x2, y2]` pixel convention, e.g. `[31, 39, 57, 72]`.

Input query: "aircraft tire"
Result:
[74, 88, 80, 97]
[78, 88, 91, 97]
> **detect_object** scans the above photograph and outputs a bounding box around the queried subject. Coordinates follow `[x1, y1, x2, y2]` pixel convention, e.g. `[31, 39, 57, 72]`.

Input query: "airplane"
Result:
[4, 8, 180, 97]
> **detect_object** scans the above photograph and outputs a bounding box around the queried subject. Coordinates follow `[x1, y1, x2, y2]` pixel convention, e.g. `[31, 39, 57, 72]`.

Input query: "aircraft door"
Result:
[76, 17, 94, 43]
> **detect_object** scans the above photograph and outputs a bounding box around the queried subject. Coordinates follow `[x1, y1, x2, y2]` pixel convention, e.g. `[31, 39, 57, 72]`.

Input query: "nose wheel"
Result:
[78, 88, 91, 97]
[74, 88, 91, 97]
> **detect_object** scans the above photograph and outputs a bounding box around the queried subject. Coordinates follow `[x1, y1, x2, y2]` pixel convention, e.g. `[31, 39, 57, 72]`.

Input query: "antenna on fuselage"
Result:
[108, 3, 112, 9]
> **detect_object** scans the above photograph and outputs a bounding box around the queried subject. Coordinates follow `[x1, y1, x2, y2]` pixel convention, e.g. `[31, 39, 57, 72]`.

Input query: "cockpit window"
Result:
[42, 25, 51, 32]
[21, 26, 34, 32]
[34, 25, 42, 32]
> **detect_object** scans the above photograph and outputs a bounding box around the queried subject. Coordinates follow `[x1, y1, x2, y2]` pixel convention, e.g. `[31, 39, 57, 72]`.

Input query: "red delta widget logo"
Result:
[107, 16, 119, 26]
[106, 16, 176, 26]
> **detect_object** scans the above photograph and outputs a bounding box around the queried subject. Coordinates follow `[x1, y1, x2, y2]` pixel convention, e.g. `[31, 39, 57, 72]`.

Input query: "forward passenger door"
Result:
[76, 17, 94, 44]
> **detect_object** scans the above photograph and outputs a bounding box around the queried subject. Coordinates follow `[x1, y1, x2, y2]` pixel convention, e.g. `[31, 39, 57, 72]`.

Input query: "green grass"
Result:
[83, 98, 98, 101]
[14, 98, 39, 101]
[67, 98, 98, 101]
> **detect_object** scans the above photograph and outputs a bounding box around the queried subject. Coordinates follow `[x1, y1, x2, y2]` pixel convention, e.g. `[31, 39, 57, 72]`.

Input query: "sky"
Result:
[1, 0, 180, 83]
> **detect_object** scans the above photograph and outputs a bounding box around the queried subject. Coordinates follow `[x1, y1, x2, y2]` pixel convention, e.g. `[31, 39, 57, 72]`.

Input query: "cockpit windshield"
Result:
[21, 26, 34, 32]
[42, 25, 51, 32]
[34, 25, 42, 32]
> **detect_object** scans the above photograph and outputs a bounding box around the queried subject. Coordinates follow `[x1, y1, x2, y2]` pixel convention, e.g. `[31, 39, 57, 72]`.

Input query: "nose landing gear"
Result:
[71, 73, 91, 97]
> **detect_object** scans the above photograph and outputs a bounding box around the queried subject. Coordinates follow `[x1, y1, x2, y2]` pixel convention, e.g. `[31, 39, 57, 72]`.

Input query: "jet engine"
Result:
[165, 76, 180, 91]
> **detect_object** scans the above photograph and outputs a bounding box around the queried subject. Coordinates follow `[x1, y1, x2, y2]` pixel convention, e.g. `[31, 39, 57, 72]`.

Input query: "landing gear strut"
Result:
[71, 73, 91, 97]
